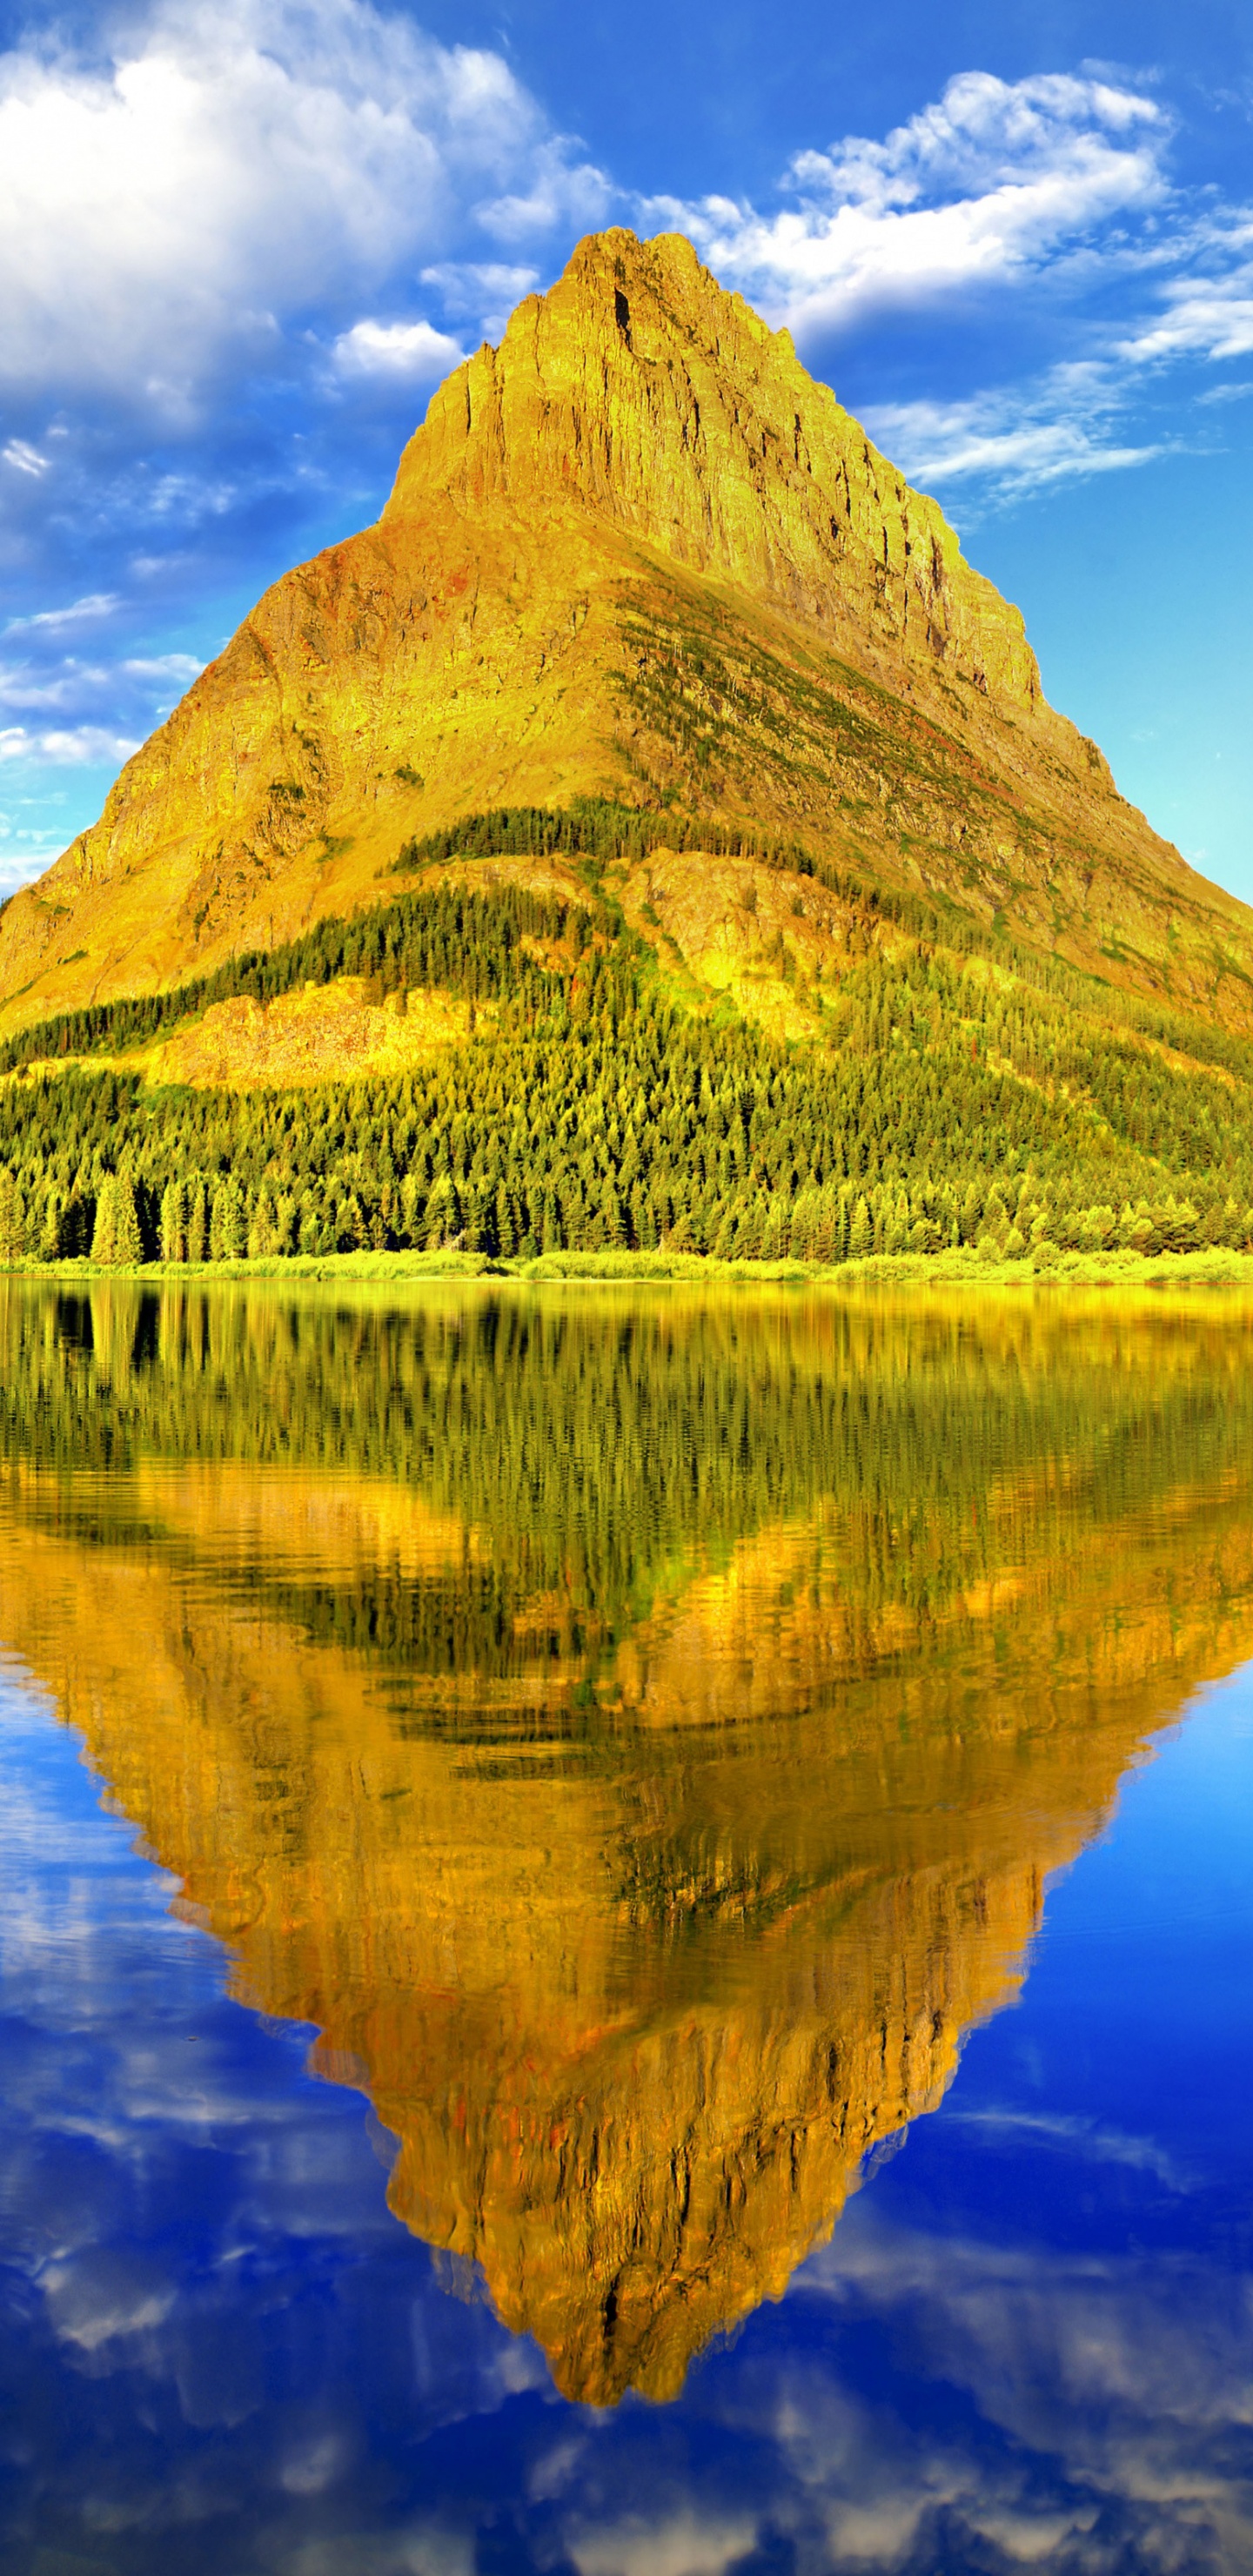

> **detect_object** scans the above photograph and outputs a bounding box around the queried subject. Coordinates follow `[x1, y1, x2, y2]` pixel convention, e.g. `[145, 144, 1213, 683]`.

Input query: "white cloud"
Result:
[1118, 258, 1253, 362]
[123, 654, 204, 681]
[0, 842, 70, 896]
[0, 650, 204, 719]
[0, 0, 607, 408]
[0, 669, 102, 714]
[942, 2106, 1191, 2190]
[5, 593, 121, 634]
[862, 383, 1160, 502]
[0, 724, 141, 765]
[478, 150, 613, 245]
[3, 438, 49, 475]
[644, 72, 1167, 340]
[332, 317, 465, 382]
[44, 2249, 176, 2351]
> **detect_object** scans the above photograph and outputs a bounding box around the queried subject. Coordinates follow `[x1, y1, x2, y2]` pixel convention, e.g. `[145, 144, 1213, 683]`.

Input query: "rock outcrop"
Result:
[3, 229, 1253, 1042]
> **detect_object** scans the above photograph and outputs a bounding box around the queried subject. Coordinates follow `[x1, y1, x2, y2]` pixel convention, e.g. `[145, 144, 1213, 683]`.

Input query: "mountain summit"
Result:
[3, 225, 1252, 1036]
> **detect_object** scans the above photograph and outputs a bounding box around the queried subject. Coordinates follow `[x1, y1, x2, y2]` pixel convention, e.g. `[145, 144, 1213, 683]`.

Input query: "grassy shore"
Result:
[10, 1244, 1253, 1291]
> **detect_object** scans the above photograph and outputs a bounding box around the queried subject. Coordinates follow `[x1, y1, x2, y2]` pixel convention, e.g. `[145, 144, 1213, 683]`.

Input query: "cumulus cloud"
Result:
[332, 317, 465, 382]
[478, 154, 613, 244]
[0, 0, 608, 408]
[644, 72, 1167, 339]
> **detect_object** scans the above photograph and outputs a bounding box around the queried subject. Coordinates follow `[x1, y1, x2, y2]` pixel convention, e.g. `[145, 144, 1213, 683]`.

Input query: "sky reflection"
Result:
[4, 1668, 1253, 2572]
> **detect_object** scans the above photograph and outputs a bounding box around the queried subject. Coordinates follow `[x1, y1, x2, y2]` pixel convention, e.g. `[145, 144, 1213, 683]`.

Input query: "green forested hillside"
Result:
[3, 806, 1252, 1269]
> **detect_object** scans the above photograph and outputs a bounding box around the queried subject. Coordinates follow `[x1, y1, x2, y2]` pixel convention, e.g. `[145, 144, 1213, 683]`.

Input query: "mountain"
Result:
[3, 231, 1253, 1273]
[3, 225, 1253, 1040]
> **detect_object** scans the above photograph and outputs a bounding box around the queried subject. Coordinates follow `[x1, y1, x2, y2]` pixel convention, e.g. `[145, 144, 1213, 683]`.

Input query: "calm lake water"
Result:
[2, 1278, 1253, 2575]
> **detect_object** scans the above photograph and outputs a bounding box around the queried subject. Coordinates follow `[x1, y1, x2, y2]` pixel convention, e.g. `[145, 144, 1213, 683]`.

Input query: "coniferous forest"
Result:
[3, 803, 1253, 1270]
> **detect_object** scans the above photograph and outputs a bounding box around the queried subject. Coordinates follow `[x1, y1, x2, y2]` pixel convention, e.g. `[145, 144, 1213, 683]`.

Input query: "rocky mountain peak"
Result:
[0, 227, 1249, 1046]
[392, 225, 1043, 716]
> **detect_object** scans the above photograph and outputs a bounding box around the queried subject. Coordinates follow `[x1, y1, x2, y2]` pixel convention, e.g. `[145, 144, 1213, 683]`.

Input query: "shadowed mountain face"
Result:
[3, 1283, 1253, 2404]
[4, 228, 1253, 1043]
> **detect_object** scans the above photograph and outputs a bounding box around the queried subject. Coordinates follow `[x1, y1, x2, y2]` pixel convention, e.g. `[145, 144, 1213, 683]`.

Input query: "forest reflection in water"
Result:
[3, 1276, 1253, 2419]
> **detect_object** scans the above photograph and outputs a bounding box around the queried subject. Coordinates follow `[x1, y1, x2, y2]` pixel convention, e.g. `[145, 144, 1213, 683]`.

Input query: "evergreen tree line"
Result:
[2, 915, 1253, 1266]
[392, 795, 818, 875]
[8, 799, 1250, 1090]
[0, 878, 583, 1073]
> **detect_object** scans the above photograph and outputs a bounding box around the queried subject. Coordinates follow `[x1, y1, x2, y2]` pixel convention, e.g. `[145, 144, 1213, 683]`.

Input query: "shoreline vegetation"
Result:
[10, 1244, 1253, 1292]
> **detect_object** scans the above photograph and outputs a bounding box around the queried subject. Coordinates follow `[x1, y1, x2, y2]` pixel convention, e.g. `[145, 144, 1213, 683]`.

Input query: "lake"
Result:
[2, 1278, 1252, 2575]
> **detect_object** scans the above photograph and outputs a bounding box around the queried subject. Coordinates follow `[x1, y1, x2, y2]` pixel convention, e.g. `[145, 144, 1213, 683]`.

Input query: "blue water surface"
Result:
[3, 1659, 1252, 2576]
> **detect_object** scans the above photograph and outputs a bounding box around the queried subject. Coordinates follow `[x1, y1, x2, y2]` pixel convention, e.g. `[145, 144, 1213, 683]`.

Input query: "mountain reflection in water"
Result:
[2, 1278, 1253, 2414]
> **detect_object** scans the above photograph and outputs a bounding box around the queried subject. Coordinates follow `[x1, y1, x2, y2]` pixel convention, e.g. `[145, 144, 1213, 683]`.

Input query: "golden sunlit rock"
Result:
[3, 230, 1252, 1051]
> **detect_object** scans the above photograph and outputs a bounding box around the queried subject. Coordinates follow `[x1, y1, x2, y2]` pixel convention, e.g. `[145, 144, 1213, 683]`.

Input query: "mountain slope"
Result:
[3, 225, 1253, 1043]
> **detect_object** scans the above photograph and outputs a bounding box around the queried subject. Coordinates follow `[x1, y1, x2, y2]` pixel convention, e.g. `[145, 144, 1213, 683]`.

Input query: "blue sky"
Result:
[0, 0, 1250, 901]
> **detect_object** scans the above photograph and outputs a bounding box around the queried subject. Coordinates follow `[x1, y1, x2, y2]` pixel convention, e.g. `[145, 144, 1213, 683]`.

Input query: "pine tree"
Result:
[423, 1175, 454, 1248]
[38, 1191, 63, 1262]
[210, 1177, 244, 1260]
[111, 1177, 144, 1265]
[90, 1177, 117, 1265]
[247, 1191, 279, 1258]
[761, 1199, 787, 1261]
[0, 1168, 20, 1265]
[159, 1178, 187, 1265]
[187, 1181, 208, 1265]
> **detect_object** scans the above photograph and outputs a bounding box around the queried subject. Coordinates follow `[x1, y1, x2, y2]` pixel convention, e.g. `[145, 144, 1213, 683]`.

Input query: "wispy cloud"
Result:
[420, 261, 540, 319]
[3, 438, 49, 476]
[942, 2105, 1191, 2190]
[861, 379, 1162, 504]
[5, 594, 121, 635]
[1117, 229, 1253, 362]
[0, 724, 141, 766]
[122, 653, 204, 681]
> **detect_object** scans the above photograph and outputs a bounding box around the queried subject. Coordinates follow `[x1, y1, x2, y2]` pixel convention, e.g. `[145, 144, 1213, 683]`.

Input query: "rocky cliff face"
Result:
[402, 229, 1042, 714]
[2, 228, 1252, 1043]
